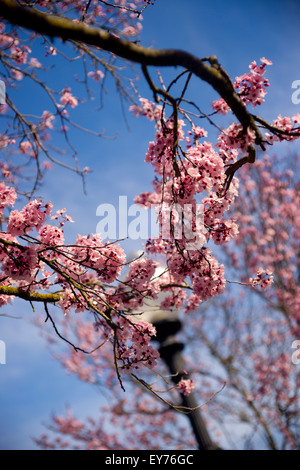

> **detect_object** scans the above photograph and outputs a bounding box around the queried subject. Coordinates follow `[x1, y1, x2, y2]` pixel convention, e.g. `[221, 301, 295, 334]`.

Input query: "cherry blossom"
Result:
[0, 0, 300, 451]
[212, 57, 272, 115]
[0, 182, 16, 213]
[177, 378, 196, 396]
[60, 88, 78, 109]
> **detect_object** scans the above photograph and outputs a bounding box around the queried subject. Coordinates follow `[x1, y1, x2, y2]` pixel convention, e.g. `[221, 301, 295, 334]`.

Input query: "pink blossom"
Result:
[40, 111, 55, 130]
[292, 113, 300, 124]
[7, 210, 26, 236]
[191, 125, 208, 139]
[39, 224, 65, 246]
[0, 183, 17, 211]
[249, 268, 274, 290]
[234, 57, 272, 108]
[212, 97, 230, 115]
[126, 256, 157, 288]
[29, 57, 42, 68]
[210, 218, 239, 245]
[122, 24, 141, 37]
[11, 68, 24, 81]
[0, 24, 14, 47]
[260, 57, 273, 66]
[70, 234, 126, 284]
[177, 378, 196, 396]
[42, 161, 53, 170]
[19, 140, 33, 155]
[51, 208, 74, 226]
[45, 45, 56, 56]
[44, 202, 53, 216]
[7, 199, 46, 236]
[1, 245, 38, 281]
[87, 70, 104, 82]
[0, 134, 12, 149]
[130, 97, 163, 121]
[10, 44, 31, 65]
[60, 88, 78, 108]
[115, 316, 159, 372]
[218, 122, 256, 152]
[98, 244, 126, 283]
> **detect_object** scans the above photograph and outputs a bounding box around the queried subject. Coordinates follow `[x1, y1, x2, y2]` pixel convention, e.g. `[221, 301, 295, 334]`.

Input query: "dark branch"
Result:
[0, 0, 264, 148]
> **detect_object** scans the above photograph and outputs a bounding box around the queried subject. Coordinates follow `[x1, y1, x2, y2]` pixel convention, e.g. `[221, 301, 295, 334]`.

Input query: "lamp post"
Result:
[152, 316, 218, 450]
[128, 253, 219, 450]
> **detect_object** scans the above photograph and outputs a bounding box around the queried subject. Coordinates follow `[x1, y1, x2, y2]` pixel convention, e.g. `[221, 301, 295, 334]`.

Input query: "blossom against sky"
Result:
[0, 0, 299, 450]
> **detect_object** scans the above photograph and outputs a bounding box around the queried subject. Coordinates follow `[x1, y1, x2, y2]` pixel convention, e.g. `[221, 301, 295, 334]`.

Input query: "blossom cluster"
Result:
[249, 268, 274, 290]
[7, 199, 51, 236]
[131, 97, 239, 311]
[129, 61, 300, 318]
[212, 58, 300, 150]
[115, 317, 160, 372]
[2, 51, 300, 390]
[225, 153, 300, 337]
[177, 378, 196, 396]
[0, 237, 38, 282]
[55, 313, 159, 382]
[0, 182, 16, 215]
[0, 184, 160, 376]
[34, 149, 300, 449]
[121, 256, 160, 308]
[212, 57, 272, 115]
[0, 185, 126, 304]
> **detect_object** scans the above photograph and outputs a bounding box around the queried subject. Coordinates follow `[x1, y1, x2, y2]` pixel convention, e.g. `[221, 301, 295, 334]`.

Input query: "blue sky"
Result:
[0, 0, 300, 450]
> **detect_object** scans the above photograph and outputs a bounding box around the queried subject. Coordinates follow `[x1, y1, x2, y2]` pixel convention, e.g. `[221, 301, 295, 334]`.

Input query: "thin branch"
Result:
[0, 0, 264, 147]
[253, 114, 300, 137]
[44, 302, 105, 354]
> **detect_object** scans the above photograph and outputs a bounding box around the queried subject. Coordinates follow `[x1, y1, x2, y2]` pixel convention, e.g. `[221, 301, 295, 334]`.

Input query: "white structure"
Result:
[0, 340, 6, 365]
[0, 80, 5, 105]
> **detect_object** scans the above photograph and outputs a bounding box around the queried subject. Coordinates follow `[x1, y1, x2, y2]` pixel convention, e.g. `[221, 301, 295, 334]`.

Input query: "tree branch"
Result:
[0, 0, 264, 148]
[0, 284, 61, 302]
